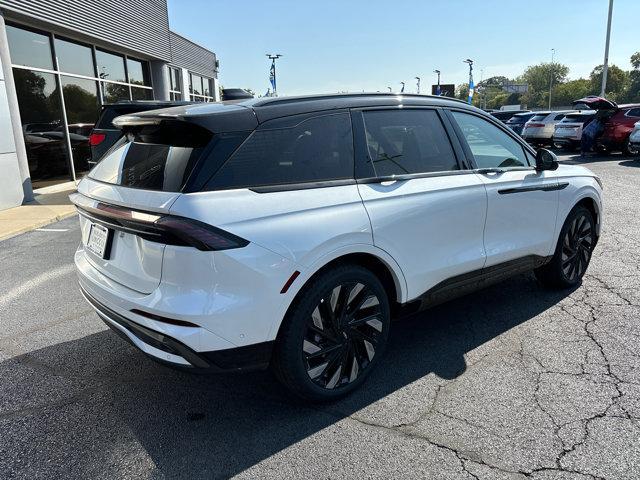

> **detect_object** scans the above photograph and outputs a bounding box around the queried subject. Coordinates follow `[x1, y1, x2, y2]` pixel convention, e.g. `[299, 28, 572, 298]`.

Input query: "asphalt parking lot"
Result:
[1, 152, 639, 480]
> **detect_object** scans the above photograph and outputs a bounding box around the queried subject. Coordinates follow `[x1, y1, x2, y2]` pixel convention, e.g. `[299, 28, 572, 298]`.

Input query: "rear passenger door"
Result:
[447, 110, 560, 268]
[353, 107, 488, 301]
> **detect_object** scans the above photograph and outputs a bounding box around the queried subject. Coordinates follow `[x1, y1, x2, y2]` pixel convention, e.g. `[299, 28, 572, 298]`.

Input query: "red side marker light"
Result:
[280, 271, 301, 294]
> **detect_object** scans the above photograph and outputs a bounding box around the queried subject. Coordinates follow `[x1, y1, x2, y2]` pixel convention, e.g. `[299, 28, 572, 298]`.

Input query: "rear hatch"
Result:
[572, 96, 618, 111]
[72, 107, 255, 294]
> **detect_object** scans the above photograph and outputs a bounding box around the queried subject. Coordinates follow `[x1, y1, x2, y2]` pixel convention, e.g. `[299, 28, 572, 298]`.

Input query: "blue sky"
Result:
[167, 0, 640, 96]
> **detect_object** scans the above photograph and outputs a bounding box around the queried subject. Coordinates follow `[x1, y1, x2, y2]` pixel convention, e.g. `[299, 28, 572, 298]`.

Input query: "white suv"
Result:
[522, 110, 574, 147]
[71, 94, 603, 402]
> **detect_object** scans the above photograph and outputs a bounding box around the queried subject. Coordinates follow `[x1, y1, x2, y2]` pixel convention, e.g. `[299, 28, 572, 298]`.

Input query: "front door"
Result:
[448, 110, 560, 267]
[353, 107, 487, 301]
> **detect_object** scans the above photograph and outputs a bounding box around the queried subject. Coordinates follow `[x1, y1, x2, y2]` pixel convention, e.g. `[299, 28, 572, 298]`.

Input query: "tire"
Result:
[622, 139, 639, 156]
[271, 264, 391, 402]
[535, 206, 596, 289]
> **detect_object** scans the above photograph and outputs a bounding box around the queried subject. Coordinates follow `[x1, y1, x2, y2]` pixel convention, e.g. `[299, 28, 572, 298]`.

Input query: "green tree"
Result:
[551, 79, 591, 107]
[624, 52, 640, 103]
[589, 64, 629, 100]
[518, 62, 569, 108]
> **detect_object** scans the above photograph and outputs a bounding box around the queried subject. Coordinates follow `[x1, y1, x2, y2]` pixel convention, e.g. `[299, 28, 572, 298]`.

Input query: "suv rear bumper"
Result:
[80, 284, 273, 372]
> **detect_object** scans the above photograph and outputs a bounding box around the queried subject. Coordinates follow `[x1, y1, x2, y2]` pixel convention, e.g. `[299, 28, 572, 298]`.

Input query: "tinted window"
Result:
[451, 111, 528, 168]
[96, 50, 126, 83]
[362, 109, 457, 176]
[554, 114, 566, 121]
[6, 25, 53, 70]
[626, 108, 640, 118]
[530, 114, 548, 122]
[55, 38, 94, 76]
[89, 141, 202, 191]
[210, 113, 354, 189]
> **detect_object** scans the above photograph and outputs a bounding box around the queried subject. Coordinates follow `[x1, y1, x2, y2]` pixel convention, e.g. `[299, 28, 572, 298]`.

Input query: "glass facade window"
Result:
[169, 66, 182, 100]
[189, 72, 215, 102]
[127, 58, 151, 86]
[5, 25, 54, 70]
[6, 23, 156, 188]
[95, 49, 127, 83]
[61, 76, 99, 177]
[12, 69, 70, 189]
[131, 86, 154, 100]
[54, 38, 95, 77]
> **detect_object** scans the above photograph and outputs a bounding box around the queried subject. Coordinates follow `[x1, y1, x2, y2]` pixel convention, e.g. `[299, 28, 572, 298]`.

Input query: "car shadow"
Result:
[558, 152, 639, 166]
[2, 273, 576, 478]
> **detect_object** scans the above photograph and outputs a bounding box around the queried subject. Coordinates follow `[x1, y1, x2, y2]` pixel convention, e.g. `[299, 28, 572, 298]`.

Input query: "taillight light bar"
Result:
[69, 193, 248, 251]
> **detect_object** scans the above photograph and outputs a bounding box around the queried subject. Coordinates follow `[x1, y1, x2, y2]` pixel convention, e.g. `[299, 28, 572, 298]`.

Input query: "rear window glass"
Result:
[626, 108, 640, 118]
[563, 114, 594, 123]
[88, 140, 203, 191]
[507, 114, 532, 123]
[208, 113, 354, 190]
[530, 114, 548, 122]
[554, 114, 566, 121]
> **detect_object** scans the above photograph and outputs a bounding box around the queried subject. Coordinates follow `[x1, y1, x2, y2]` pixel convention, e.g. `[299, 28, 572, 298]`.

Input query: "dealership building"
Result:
[0, 0, 219, 210]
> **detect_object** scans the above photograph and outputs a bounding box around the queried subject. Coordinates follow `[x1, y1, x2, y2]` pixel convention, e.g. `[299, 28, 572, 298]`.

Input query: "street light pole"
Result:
[266, 53, 282, 97]
[415, 76, 421, 94]
[434, 70, 441, 95]
[548, 48, 555, 110]
[600, 0, 614, 97]
[387, 86, 392, 93]
[400, 81, 405, 93]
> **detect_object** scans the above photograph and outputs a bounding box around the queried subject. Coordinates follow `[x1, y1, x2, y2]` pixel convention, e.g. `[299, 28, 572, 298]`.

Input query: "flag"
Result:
[467, 77, 474, 104]
[269, 61, 276, 91]
[400, 83, 405, 93]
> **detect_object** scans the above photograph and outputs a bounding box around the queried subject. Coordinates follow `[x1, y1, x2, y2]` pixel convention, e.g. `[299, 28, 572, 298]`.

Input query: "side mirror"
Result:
[535, 148, 559, 171]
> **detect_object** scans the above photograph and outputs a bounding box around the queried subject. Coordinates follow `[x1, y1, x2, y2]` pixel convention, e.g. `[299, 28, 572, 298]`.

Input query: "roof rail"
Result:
[255, 92, 469, 107]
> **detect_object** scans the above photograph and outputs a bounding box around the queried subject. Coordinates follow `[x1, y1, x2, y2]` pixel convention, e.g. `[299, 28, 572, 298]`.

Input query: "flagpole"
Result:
[266, 54, 282, 97]
[463, 59, 474, 104]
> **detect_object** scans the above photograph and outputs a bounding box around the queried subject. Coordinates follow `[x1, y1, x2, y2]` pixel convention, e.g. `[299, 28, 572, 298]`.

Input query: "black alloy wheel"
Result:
[272, 264, 390, 402]
[535, 205, 596, 289]
[303, 282, 383, 390]
[560, 212, 594, 283]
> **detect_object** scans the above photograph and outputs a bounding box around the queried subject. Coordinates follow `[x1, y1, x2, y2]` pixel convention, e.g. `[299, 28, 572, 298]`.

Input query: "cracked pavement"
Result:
[1, 153, 639, 479]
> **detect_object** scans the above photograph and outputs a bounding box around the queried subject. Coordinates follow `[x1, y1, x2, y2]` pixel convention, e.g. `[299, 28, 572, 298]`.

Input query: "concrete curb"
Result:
[0, 210, 77, 242]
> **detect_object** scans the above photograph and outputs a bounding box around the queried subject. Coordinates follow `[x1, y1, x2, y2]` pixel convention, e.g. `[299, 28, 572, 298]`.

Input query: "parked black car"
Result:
[89, 101, 194, 166]
[490, 110, 531, 123]
[505, 112, 536, 135]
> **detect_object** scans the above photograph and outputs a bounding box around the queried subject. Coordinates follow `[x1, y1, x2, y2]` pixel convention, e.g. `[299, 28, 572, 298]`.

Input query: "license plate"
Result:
[86, 223, 111, 259]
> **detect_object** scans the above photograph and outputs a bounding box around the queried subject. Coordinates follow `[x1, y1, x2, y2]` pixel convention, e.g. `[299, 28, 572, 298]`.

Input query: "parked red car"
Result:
[573, 96, 640, 155]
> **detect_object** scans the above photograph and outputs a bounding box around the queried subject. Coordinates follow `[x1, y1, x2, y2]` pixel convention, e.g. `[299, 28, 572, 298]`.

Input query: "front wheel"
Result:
[535, 206, 596, 289]
[272, 265, 391, 402]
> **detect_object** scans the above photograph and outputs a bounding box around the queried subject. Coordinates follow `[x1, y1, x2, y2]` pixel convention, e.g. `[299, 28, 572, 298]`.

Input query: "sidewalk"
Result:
[0, 182, 77, 241]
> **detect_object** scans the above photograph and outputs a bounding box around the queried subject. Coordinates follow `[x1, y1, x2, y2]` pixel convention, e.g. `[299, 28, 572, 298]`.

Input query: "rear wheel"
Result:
[272, 264, 390, 402]
[622, 138, 639, 156]
[535, 206, 596, 289]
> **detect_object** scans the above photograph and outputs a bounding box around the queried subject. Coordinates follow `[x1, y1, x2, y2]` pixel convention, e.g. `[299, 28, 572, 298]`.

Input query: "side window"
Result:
[209, 113, 353, 189]
[626, 108, 640, 118]
[450, 111, 529, 168]
[554, 114, 566, 121]
[362, 109, 458, 176]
